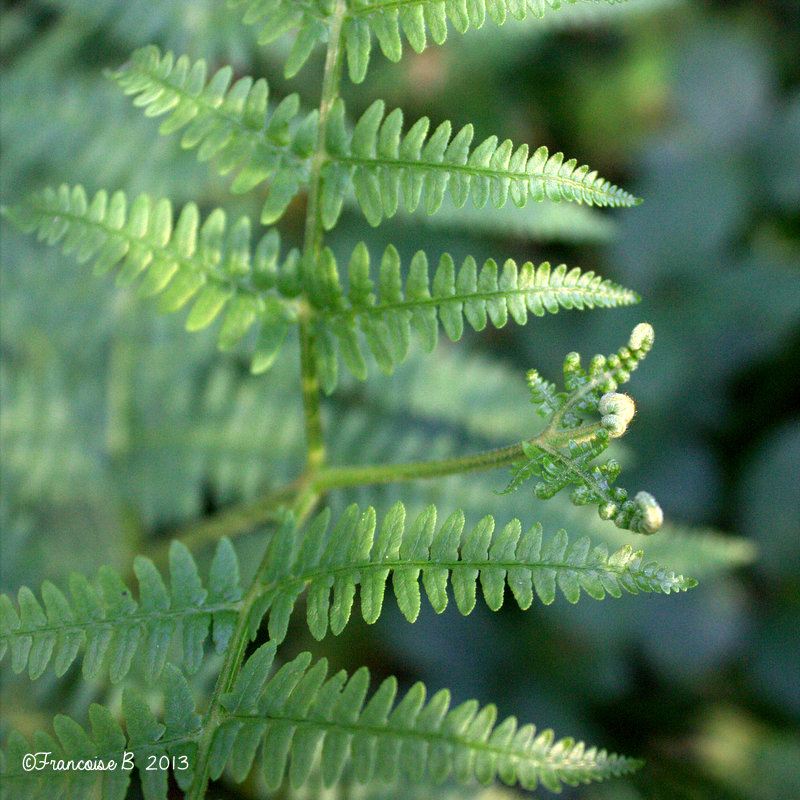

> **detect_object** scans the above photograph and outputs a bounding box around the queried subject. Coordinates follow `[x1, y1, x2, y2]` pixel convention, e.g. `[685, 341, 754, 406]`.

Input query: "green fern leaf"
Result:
[308, 241, 638, 386]
[111, 45, 316, 222]
[258, 501, 696, 645]
[230, 0, 627, 84]
[0, 539, 243, 683]
[229, 0, 332, 77]
[0, 646, 641, 797]
[0, 708, 133, 800]
[217, 645, 644, 792]
[2, 185, 299, 373]
[321, 99, 639, 228]
[340, 0, 629, 82]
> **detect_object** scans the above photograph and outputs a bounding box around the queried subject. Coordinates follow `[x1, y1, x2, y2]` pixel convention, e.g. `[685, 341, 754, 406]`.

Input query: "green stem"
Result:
[185, 559, 270, 799]
[310, 418, 606, 493]
[299, 312, 326, 472]
[312, 441, 529, 491]
[296, 0, 347, 474]
[185, 485, 321, 800]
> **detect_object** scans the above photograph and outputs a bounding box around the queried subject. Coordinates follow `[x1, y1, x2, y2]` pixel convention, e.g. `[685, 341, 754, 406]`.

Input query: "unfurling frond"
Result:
[341, 0, 630, 82]
[506, 323, 664, 534]
[306, 241, 639, 390]
[259, 502, 696, 645]
[0, 646, 643, 798]
[111, 46, 317, 222]
[320, 99, 640, 228]
[0, 539, 241, 683]
[2, 185, 299, 372]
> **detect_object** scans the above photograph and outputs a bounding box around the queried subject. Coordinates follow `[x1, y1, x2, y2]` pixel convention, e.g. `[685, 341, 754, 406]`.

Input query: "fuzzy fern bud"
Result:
[629, 321, 655, 353]
[505, 325, 663, 534]
[599, 392, 636, 437]
[631, 491, 665, 535]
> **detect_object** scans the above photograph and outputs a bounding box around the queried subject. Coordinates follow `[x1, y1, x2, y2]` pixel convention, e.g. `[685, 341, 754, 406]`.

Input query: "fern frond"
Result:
[260, 501, 696, 644]
[0, 645, 643, 797]
[307, 241, 638, 388]
[0, 497, 694, 685]
[340, 0, 630, 82]
[320, 99, 640, 229]
[0, 538, 241, 683]
[0, 665, 198, 800]
[506, 323, 664, 534]
[2, 185, 300, 372]
[111, 46, 317, 223]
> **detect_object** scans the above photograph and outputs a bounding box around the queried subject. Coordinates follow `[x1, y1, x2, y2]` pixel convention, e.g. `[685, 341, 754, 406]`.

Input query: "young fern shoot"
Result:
[0, 1, 695, 799]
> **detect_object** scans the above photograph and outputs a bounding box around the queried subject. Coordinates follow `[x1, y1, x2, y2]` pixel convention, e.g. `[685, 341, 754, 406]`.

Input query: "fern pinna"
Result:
[1, 1, 707, 799]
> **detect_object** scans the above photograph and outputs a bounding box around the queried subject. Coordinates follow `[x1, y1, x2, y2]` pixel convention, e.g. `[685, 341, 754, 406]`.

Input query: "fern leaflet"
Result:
[321, 98, 640, 229]
[229, 0, 332, 78]
[231, 0, 630, 83]
[0, 538, 241, 683]
[1, 184, 300, 372]
[307, 241, 639, 388]
[111, 46, 317, 223]
[0, 645, 644, 798]
[343, 0, 631, 81]
[0, 502, 695, 682]
[259, 501, 696, 644]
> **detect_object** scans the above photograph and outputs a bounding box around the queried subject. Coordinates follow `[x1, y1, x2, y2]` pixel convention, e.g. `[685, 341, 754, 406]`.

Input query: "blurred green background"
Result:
[1, 1, 799, 798]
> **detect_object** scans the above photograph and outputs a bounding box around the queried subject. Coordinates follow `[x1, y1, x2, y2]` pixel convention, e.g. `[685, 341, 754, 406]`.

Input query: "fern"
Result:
[0, 538, 241, 685]
[7, 185, 636, 386]
[4, 183, 300, 371]
[109, 46, 638, 234]
[0, 0, 731, 798]
[0, 502, 695, 686]
[319, 98, 640, 229]
[231, 0, 631, 82]
[0, 644, 642, 799]
[501, 322, 665, 533]
[309, 242, 638, 387]
[110, 45, 317, 223]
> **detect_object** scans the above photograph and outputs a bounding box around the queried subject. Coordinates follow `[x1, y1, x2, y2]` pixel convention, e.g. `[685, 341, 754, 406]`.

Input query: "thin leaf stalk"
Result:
[311, 417, 606, 492]
[296, 0, 347, 474]
[313, 441, 530, 490]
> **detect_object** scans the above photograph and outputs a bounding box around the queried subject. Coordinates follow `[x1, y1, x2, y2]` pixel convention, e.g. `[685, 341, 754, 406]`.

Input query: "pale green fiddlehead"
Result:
[504, 322, 664, 534]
